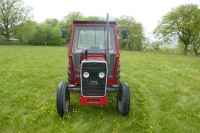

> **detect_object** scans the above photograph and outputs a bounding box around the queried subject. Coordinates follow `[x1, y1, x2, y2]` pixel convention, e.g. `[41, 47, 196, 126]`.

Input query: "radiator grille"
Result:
[81, 61, 107, 96]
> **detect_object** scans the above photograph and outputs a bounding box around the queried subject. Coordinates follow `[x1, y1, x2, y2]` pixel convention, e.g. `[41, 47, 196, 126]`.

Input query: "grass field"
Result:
[0, 45, 200, 133]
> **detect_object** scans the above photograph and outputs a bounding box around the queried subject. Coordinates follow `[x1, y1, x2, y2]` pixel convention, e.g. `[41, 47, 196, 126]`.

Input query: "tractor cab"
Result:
[56, 19, 130, 117]
[69, 21, 119, 84]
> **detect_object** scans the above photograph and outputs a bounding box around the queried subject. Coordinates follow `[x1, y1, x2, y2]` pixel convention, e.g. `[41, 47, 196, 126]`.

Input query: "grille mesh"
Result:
[81, 62, 107, 96]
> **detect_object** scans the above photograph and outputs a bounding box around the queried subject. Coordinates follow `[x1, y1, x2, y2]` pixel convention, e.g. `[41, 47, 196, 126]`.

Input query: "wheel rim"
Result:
[117, 87, 123, 112]
[118, 100, 122, 112]
[63, 98, 69, 113]
[63, 86, 70, 113]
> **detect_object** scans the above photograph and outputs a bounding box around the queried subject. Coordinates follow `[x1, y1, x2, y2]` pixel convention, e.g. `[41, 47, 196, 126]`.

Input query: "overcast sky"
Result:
[24, 0, 200, 37]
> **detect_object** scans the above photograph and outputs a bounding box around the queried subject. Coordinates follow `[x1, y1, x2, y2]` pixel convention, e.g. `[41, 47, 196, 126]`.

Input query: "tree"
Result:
[30, 19, 62, 46]
[84, 16, 103, 21]
[31, 23, 46, 45]
[151, 41, 162, 51]
[14, 20, 37, 44]
[191, 33, 200, 55]
[44, 18, 59, 27]
[0, 0, 32, 42]
[116, 15, 144, 51]
[154, 4, 200, 55]
[61, 12, 84, 44]
[62, 12, 84, 24]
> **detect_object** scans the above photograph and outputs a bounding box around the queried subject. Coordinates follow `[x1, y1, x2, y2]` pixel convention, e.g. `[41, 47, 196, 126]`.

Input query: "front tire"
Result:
[56, 81, 70, 117]
[117, 82, 130, 116]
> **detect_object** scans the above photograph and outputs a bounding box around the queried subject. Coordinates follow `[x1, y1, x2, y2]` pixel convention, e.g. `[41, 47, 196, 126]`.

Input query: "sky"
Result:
[24, 0, 200, 37]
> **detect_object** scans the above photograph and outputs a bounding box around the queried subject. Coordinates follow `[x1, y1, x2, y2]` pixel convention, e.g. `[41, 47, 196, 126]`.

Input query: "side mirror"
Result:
[122, 30, 128, 40]
[61, 27, 67, 38]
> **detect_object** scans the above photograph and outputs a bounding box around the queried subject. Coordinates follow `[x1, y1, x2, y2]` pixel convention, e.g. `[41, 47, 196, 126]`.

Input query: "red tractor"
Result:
[56, 16, 130, 117]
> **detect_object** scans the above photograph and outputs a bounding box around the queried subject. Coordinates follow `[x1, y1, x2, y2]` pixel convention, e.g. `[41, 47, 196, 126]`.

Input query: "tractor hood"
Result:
[86, 54, 106, 61]
[87, 56, 105, 61]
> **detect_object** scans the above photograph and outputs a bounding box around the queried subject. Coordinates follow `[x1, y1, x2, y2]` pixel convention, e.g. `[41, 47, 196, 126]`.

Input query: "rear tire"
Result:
[117, 82, 130, 116]
[68, 62, 72, 84]
[56, 81, 70, 117]
[116, 60, 120, 84]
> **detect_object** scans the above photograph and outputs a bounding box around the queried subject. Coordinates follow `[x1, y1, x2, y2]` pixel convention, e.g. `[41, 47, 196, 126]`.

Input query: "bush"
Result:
[30, 23, 62, 46]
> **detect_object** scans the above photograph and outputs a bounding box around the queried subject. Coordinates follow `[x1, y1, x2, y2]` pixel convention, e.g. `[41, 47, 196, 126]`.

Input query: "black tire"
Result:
[117, 82, 130, 116]
[56, 81, 70, 117]
[116, 60, 120, 84]
[68, 62, 72, 84]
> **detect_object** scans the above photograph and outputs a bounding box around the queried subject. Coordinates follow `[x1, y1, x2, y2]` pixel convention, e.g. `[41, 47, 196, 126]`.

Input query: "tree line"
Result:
[0, 0, 200, 55]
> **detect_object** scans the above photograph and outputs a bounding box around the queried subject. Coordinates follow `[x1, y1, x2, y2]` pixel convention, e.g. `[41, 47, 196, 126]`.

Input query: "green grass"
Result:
[0, 45, 200, 133]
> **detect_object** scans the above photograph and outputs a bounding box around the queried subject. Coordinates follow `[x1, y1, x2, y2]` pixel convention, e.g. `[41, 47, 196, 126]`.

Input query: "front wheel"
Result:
[117, 82, 130, 116]
[56, 81, 70, 117]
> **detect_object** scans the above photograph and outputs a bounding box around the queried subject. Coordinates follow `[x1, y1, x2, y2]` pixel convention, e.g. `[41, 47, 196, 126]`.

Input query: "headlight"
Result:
[83, 72, 89, 78]
[99, 72, 105, 78]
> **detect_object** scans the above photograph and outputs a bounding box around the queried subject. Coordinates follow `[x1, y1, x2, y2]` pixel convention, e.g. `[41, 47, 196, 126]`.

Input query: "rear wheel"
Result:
[117, 82, 130, 116]
[116, 60, 120, 84]
[56, 81, 70, 117]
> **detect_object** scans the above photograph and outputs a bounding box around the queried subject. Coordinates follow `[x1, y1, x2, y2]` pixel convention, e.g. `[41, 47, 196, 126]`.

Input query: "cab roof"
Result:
[73, 21, 116, 25]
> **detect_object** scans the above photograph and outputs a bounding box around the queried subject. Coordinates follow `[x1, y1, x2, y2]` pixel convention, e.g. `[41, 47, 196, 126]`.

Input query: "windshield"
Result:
[72, 26, 116, 53]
